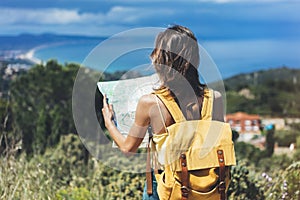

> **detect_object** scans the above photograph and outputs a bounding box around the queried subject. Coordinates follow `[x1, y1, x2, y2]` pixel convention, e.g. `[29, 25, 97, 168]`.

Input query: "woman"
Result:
[102, 25, 225, 199]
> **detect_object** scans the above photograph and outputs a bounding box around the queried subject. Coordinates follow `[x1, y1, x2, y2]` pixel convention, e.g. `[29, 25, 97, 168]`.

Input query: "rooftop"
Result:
[226, 112, 260, 120]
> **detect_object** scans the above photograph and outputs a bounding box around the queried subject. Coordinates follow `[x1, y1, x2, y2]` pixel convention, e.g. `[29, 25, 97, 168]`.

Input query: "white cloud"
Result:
[106, 6, 140, 23]
[0, 8, 87, 24]
[1, 1, 298, 37]
[106, 6, 174, 23]
[0, 6, 174, 26]
[0, 5, 175, 35]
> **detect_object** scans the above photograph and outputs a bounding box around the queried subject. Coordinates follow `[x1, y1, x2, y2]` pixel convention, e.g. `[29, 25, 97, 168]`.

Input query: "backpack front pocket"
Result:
[156, 172, 174, 200]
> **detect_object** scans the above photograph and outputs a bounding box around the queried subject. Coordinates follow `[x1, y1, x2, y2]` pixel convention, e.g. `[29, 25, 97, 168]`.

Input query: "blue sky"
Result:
[1, 0, 299, 78]
[0, 0, 299, 40]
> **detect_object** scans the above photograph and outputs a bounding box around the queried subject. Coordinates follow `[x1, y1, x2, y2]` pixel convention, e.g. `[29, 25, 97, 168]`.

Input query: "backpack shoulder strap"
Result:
[154, 89, 186, 123]
[154, 88, 214, 122]
[201, 89, 214, 120]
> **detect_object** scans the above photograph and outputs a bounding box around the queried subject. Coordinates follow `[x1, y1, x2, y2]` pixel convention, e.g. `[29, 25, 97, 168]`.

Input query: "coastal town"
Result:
[0, 49, 40, 68]
[225, 112, 299, 153]
[0, 49, 40, 98]
[0, 49, 39, 73]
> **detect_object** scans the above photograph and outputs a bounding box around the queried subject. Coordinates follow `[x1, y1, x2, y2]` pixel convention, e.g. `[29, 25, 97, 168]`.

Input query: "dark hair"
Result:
[151, 25, 206, 99]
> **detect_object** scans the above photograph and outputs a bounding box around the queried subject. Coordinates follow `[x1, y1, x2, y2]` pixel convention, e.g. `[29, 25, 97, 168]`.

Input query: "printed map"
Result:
[97, 73, 159, 147]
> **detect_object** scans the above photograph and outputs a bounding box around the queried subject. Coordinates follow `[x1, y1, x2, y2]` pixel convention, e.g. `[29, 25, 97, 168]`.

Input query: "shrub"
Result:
[265, 161, 300, 200]
[228, 161, 265, 200]
[56, 187, 95, 200]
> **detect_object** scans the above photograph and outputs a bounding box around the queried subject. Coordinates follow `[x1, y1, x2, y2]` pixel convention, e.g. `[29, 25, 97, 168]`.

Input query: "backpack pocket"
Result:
[171, 180, 220, 200]
[158, 168, 221, 200]
[156, 172, 174, 200]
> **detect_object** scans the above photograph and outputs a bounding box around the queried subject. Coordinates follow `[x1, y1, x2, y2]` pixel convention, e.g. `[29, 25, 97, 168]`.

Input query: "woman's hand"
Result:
[102, 94, 115, 128]
[100, 94, 150, 154]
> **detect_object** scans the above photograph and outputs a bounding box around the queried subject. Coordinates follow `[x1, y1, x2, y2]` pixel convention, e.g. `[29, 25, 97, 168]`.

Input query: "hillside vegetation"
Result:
[0, 61, 299, 199]
[224, 67, 300, 117]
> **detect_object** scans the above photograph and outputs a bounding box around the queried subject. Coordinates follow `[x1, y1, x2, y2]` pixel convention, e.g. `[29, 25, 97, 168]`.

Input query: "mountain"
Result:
[224, 67, 300, 117]
[0, 33, 105, 51]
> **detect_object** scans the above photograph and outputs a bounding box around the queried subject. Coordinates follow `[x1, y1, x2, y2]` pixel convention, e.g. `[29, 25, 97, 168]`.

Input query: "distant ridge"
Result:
[224, 66, 300, 117]
[224, 66, 300, 91]
[0, 33, 106, 51]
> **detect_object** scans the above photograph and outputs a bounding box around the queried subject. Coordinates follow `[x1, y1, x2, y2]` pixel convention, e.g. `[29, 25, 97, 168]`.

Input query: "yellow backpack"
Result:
[147, 89, 236, 200]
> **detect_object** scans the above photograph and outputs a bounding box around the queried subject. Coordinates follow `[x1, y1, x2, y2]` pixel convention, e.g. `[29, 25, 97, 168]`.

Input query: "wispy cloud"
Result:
[0, 1, 299, 38]
[0, 6, 174, 26]
[0, 5, 175, 35]
[0, 8, 87, 25]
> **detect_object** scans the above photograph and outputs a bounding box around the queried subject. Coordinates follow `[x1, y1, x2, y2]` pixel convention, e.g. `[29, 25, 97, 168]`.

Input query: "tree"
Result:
[10, 60, 79, 155]
[264, 124, 275, 157]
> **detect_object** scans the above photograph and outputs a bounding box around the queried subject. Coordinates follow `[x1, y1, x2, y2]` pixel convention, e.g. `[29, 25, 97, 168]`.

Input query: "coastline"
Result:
[10, 39, 300, 79]
[17, 42, 73, 65]
[21, 47, 42, 64]
[17, 45, 47, 65]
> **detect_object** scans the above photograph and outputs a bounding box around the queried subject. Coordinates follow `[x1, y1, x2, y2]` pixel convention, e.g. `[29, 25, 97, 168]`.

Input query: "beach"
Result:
[18, 47, 42, 64]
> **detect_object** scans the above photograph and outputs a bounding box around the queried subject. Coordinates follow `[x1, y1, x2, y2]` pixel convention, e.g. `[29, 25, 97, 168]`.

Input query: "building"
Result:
[226, 112, 261, 134]
[261, 118, 285, 130]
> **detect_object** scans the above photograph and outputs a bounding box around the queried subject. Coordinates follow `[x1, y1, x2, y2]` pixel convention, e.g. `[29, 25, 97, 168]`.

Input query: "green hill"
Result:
[224, 67, 300, 117]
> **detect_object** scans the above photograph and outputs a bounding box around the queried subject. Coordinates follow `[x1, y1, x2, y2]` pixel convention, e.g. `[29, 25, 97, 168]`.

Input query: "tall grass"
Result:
[1, 134, 299, 200]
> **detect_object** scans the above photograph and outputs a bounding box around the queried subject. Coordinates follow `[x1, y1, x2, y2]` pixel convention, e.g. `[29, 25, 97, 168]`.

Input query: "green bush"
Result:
[234, 142, 262, 164]
[228, 161, 265, 200]
[56, 187, 95, 200]
[265, 161, 300, 200]
[275, 130, 299, 147]
[258, 154, 293, 173]
[293, 136, 300, 161]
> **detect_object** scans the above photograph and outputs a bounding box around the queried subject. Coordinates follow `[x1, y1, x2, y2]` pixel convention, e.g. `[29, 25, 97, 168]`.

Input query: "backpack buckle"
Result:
[181, 186, 190, 197]
[218, 181, 226, 192]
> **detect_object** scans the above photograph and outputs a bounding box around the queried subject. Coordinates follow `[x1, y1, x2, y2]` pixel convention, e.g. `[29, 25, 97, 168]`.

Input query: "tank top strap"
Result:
[154, 89, 186, 123]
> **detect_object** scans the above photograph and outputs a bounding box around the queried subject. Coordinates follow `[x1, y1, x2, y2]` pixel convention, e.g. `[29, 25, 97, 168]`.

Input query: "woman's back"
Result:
[141, 89, 224, 136]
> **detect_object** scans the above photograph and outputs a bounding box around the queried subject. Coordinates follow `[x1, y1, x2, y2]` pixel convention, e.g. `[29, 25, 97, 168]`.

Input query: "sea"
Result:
[33, 38, 300, 80]
[34, 40, 154, 74]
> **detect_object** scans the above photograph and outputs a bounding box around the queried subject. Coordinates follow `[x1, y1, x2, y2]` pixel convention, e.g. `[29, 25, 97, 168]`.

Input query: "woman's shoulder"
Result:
[138, 93, 157, 106]
[213, 90, 222, 99]
[205, 88, 222, 100]
[211, 90, 224, 122]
